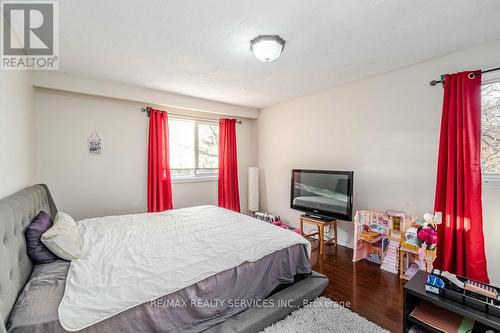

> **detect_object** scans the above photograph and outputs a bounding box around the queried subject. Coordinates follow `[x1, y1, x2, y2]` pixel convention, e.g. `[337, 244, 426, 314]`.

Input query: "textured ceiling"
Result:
[59, 0, 500, 109]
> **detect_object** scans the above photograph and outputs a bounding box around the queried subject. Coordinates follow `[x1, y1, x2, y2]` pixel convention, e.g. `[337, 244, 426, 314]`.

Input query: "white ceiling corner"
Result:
[58, 0, 500, 109]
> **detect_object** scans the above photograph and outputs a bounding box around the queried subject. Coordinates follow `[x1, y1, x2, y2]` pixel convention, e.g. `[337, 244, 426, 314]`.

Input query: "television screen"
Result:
[290, 169, 353, 221]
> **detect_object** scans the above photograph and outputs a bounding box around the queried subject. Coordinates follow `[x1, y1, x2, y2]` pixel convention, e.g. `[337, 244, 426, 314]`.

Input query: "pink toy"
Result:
[415, 212, 441, 251]
[273, 219, 302, 235]
[417, 224, 438, 250]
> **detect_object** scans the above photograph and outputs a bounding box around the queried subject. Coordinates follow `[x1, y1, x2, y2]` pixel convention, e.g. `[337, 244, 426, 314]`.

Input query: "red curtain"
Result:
[218, 119, 240, 212]
[147, 109, 173, 212]
[434, 71, 489, 283]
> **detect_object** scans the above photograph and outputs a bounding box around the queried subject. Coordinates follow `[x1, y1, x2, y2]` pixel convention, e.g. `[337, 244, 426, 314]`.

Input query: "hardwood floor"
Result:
[310, 241, 404, 333]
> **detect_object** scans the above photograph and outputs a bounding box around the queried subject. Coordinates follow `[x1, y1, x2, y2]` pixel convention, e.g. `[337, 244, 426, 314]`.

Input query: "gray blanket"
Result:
[7, 244, 310, 333]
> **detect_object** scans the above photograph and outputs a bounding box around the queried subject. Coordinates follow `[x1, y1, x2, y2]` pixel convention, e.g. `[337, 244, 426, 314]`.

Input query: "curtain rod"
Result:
[141, 107, 242, 124]
[429, 66, 500, 86]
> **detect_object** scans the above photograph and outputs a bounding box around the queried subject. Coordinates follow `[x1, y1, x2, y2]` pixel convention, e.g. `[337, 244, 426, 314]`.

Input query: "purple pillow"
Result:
[25, 211, 58, 264]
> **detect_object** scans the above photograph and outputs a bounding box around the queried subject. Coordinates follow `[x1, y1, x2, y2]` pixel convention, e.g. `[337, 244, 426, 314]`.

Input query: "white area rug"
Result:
[261, 297, 389, 333]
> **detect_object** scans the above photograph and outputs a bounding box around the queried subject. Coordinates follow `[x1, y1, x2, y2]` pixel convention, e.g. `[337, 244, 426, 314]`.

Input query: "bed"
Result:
[0, 185, 328, 333]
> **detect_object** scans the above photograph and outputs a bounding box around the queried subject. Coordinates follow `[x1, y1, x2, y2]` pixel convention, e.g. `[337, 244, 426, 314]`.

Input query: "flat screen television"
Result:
[290, 169, 354, 221]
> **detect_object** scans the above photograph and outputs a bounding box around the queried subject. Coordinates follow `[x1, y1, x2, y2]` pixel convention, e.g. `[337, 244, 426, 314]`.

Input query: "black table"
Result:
[403, 271, 500, 332]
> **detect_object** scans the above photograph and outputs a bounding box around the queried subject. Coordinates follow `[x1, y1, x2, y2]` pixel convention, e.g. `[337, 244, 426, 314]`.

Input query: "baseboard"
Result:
[306, 234, 353, 249]
[301, 224, 354, 249]
[336, 239, 354, 249]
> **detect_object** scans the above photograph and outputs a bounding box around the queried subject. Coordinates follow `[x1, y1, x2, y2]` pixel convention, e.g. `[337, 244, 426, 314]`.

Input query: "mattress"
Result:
[59, 206, 310, 331]
[7, 244, 311, 333]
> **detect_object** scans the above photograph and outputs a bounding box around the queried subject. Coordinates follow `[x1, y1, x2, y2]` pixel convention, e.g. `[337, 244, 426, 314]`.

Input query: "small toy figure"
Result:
[414, 212, 441, 272]
[360, 224, 383, 242]
[417, 227, 438, 250]
[417, 212, 441, 250]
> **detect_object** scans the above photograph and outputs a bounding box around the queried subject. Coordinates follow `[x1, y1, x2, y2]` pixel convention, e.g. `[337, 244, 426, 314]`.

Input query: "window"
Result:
[169, 117, 219, 180]
[481, 79, 500, 185]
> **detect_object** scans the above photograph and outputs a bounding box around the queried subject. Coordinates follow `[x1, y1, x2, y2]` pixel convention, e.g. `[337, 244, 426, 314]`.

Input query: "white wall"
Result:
[35, 89, 257, 220]
[258, 40, 500, 284]
[483, 185, 500, 284]
[0, 70, 35, 198]
[32, 71, 259, 119]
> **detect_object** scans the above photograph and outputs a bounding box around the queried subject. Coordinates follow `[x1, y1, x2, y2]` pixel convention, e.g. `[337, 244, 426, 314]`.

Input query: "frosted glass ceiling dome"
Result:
[250, 35, 286, 62]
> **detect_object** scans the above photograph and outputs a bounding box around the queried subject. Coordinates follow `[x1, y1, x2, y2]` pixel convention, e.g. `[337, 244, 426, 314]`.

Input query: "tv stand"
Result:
[299, 215, 337, 255]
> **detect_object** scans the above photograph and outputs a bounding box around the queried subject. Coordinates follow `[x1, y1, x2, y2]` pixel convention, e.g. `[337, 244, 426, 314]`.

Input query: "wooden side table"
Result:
[299, 215, 337, 254]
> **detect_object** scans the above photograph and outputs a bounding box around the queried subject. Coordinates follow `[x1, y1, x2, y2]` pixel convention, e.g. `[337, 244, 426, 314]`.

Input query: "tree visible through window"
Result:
[169, 117, 219, 179]
[481, 81, 500, 175]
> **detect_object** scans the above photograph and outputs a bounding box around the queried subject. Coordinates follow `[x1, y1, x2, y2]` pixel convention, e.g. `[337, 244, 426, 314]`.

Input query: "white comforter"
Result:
[58, 206, 310, 331]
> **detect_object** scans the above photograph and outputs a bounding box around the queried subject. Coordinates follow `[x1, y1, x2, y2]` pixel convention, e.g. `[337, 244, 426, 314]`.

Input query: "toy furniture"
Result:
[400, 246, 436, 280]
[401, 227, 420, 252]
[400, 248, 423, 280]
[353, 210, 389, 262]
[299, 215, 337, 255]
[400, 220, 436, 278]
[381, 239, 400, 274]
[381, 210, 410, 274]
[386, 210, 406, 241]
[367, 236, 388, 264]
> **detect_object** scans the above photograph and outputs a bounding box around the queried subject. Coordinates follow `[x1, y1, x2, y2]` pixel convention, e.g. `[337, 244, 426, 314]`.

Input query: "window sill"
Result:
[172, 176, 218, 184]
[483, 174, 500, 187]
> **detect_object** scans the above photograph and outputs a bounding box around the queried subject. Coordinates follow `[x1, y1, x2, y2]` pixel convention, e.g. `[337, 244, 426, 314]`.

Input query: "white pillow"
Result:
[41, 212, 82, 261]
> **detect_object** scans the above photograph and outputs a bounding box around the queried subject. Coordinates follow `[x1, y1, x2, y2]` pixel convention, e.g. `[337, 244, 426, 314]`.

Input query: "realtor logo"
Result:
[1, 1, 59, 69]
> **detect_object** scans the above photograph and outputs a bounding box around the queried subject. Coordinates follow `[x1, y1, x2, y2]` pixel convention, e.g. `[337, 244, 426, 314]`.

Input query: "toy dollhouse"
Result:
[353, 209, 431, 279]
[353, 210, 388, 264]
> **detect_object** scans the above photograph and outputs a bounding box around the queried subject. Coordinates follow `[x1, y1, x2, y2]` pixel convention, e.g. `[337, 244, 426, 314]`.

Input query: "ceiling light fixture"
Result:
[250, 35, 286, 62]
